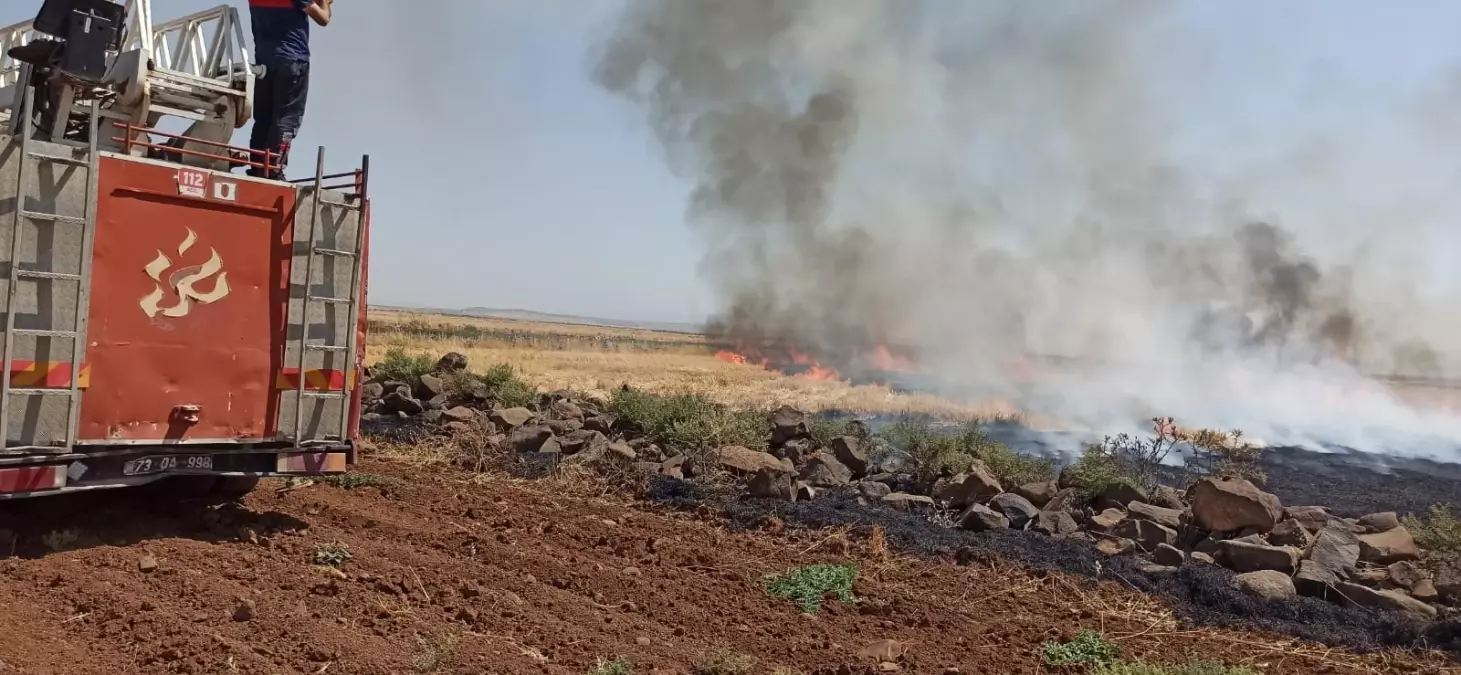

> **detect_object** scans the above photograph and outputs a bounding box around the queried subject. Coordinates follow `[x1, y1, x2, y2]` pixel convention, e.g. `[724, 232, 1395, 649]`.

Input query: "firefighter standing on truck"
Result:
[247, 0, 332, 180]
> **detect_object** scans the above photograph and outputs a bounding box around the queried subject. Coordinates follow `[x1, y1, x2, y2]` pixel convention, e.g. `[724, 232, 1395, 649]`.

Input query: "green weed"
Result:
[313, 542, 352, 567]
[1043, 630, 1121, 668]
[1403, 503, 1461, 555]
[589, 657, 633, 675]
[692, 648, 754, 675]
[374, 346, 435, 382]
[608, 388, 769, 452]
[759, 563, 859, 613]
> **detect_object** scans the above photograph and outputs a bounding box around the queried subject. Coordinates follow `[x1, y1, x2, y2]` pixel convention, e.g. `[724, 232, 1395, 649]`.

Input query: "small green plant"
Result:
[411, 634, 456, 673]
[374, 346, 435, 382]
[1092, 659, 1260, 675]
[589, 656, 633, 675]
[806, 415, 869, 448]
[1403, 504, 1461, 555]
[609, 388, 770, 452]
[317, 473, 388, 489]
[693, 648, 754, 675]
[1043, 630, 1120, 668]
[313, 542, 352, 567]
[759, 563, 859, 613]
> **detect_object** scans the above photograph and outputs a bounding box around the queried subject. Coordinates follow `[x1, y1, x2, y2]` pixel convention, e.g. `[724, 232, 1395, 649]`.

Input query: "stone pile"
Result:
[358, 357, 1457, 623]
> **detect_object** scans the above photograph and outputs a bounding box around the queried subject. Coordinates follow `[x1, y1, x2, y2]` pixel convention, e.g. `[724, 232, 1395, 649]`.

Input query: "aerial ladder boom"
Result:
[0, 0, 254, 170]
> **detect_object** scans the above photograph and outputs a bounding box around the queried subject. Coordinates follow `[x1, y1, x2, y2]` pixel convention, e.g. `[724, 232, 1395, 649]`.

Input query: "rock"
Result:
[747, 469, 796, 500]
[382, 392, 424, 416]
[558, 430, 608, 456]
[1357, 512, 1401, 533]
[1412, 578, 1439, 601]
[1387, 561, 1425, 590]
[1033, 510, 1080, 537]
[1113, 519, 1178, 553]
[583, 415, 615, 434]
[876, 451, 915, 475]
[1267, 519, 1312, 548]
[1233, 570, 1297, 601]
[507, 425, 553, 453]
[232, 598, 256, 622]
[1097, 538, 1136, 556]
[361, 381, 385, 401]
[424, 394, 449, 411]
[1357, 526, 1419, 564]
[1153, 543, 1186, 567]
[1437, 562, 1461, 605]
[989, 493, 1040, 530]
[537, 437, 562, 455]
[777, 437, 815, 465]
[934, 462, 1003, 509]
[490, 407, 534, 430]
[796, 481, 817, 501]
[1043, 488, 1082, 514]
[442, 406, 476, 424]
[882, 493, 935, 511]
[414, 374, 445, 400]
[1307, 524, 1361, 575]
[856, 639, 908, 662]
[546, 419, 582, 435]
[770, 405, 810, 446]
[1190, 551, 1217, 565]
[434, 352, 468, 372]
[858, 481, 892, 499]
[714, 446, 789, 476]
[1188, 477, 1282, 534]
[661, 455, 688, 479]
[1127, 501, 1183, 530]
[958, 504, 1010, 531]
[1295, 559, 1342, 598]
[138, 554, 158, 573]
[1014, 481, 1058, 508]
[1089, 508, 1127, 533]
[831, 436, 870, 477]
[1098, 481, 1149, 511]
[1334, 582, 1438, 621]
[1217, 540, 1300, 574]
[1152, 486, 1186, 511]
[607, 442, 636, 461]
[800, 455, 854, 487]
[1283, 506, 1336, 532]
[550, 400, 584, 421]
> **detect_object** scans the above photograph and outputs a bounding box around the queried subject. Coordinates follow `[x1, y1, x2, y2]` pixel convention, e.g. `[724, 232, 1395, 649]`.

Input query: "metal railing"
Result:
[112, 120, 276, 172]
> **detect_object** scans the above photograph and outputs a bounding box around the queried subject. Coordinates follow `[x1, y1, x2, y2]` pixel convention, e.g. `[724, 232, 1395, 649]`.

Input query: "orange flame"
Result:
[714, 350, 748, 365]
[870, 344, 913, 372]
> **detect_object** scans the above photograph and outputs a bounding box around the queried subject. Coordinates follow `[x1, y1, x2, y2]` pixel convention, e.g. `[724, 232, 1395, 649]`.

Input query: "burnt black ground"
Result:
[706, 490, 1461, 659]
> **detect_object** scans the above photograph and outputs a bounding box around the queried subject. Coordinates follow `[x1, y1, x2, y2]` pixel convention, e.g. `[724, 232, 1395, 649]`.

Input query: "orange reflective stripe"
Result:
[8, 361, 90, 388]
[275, 368, 351, 391]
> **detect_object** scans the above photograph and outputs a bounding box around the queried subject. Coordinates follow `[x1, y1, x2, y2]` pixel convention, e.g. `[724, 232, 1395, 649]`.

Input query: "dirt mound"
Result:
[0, 459, 1448, 674]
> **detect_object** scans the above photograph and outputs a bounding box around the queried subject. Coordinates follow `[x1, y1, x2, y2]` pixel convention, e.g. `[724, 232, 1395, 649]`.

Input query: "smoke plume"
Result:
[593, 0, 1461, 459]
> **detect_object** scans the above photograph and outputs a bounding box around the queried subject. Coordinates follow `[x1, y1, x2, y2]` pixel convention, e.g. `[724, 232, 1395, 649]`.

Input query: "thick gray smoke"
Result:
[593, 0, 1461, 459]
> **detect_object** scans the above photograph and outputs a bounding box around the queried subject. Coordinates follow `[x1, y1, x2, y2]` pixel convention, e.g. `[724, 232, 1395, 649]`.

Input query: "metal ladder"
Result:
[291, 147, 369, 444]
[0, 89, 100, 451]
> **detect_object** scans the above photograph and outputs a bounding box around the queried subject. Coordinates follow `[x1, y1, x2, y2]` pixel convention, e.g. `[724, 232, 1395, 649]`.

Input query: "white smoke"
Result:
[593, 0, 1461, 461]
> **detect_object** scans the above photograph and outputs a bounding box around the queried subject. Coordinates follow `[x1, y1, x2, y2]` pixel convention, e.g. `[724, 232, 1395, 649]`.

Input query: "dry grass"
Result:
[366, 309, 1017, 419]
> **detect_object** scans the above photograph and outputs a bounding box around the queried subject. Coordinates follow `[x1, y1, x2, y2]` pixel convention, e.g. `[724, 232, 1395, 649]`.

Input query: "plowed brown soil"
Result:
[0, 459, 1453, 675]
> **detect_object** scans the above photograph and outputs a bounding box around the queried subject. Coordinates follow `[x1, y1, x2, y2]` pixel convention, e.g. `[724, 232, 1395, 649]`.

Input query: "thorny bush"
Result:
[876, 416, 1052, 485]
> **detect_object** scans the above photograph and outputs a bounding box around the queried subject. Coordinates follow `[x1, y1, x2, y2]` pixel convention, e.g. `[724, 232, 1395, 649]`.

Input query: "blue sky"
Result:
[12, 1, 1461, 324]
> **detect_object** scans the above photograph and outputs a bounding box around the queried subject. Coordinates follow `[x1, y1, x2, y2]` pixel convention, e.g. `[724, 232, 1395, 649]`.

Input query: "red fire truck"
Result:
[0, 0, 366, 499]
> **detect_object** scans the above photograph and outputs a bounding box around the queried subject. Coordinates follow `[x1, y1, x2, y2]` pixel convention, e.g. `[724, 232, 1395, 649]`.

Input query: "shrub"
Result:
[478, 363, 536, 408]
[693, 648, 754, 675]
[313, 542, 352, 567]
[374, 346, 435, 382]
[807, 414, 868, 448]
[1092, 660, 1259, 675]
[1042, 630, 1120, 667]
[877, 417, 1051, 484]
[1403, 504, 1461, 555]
[1063, 442, 1137, 497]
[589, 657, 633, 675]
[608, 388, 769, 452]
[1179, 426, 1266, 485]
[759, 563, 859, 613]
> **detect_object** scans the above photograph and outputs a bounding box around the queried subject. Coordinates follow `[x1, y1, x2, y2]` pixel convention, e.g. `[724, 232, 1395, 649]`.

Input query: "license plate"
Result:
[122, 454, 213, 476]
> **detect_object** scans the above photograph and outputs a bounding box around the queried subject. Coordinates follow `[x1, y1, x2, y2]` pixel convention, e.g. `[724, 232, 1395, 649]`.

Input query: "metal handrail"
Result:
[111, 121, 276, 171]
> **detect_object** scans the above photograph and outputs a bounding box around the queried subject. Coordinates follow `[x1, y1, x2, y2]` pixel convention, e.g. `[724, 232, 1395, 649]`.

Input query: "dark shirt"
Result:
[249, 0, 313, 63]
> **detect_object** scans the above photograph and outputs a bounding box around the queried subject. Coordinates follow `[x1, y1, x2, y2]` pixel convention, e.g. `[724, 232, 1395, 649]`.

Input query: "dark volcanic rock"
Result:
[1189, 477, 1282, 534]
[830, 436, 870, 477]
[800, 455, 853, 487]
[989, 493, 1040, 530]
[958, 504, 1010, 532]
[770, 405, 810, 446]
[1218, 540, 1299, 575]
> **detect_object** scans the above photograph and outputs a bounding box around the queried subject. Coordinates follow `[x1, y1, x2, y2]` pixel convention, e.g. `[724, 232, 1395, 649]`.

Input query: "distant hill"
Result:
[373, 304, 704, 335]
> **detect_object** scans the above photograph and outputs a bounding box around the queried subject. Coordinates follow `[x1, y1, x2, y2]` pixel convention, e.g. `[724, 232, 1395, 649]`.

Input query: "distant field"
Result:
[364, 307, 1017, 418]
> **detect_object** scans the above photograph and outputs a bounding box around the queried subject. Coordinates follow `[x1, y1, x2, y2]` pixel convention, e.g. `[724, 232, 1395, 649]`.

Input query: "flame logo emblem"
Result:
[139, 227, 231, 318]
